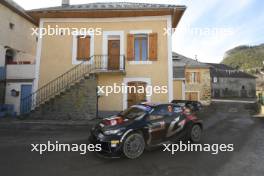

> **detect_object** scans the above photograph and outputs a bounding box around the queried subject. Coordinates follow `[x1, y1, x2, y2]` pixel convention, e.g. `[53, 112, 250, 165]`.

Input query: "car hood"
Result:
[97, 115, 135, 131]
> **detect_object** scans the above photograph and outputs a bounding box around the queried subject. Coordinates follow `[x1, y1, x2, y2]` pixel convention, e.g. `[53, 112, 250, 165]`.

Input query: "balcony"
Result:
[92, 55, 125, 74]
[6, 64, 35, 80]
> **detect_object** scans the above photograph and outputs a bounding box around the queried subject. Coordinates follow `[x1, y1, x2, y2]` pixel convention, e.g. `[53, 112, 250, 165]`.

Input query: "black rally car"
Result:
[89, 103, 203, 159]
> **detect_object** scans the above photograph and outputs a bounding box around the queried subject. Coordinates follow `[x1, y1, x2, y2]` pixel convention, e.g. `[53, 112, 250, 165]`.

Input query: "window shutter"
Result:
[83, 36, 91, 61]
[77, 36, 84, 60]
[197, 72, 201, 83]
[127, 34, 134, 61]
[149, 33, 158, 61]
[77, 36, 91, 61]
[186, 72, 190, 83]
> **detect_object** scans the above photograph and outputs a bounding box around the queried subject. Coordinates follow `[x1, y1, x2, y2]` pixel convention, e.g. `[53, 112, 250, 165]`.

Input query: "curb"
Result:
[0, 119, 99, 131]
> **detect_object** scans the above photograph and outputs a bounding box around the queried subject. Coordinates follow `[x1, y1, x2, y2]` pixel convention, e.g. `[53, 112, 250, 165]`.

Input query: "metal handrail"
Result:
[20, 55, 125, 114]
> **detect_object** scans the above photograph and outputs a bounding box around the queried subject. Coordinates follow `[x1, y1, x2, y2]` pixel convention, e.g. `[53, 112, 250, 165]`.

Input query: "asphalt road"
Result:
[0, 102, 264, 176]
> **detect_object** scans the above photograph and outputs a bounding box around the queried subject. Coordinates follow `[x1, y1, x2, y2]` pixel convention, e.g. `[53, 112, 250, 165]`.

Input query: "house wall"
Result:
[97, 74, 123, 111]
[212, 77, 256, 98]
[0, 3, 36, 65]
[173, 80, 183, 100]
[185, 68, 211, 105]
[5, 82, 33, 114]
[38, 17, 170, 111]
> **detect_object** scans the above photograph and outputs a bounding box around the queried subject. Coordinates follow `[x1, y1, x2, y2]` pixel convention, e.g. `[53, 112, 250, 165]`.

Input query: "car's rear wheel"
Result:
[190, 124, 202, 142]
[122, 133, 145, 159]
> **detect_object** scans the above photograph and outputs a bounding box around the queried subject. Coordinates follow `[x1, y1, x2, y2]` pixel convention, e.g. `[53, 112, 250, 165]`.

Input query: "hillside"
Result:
[221, 44, 264, 73]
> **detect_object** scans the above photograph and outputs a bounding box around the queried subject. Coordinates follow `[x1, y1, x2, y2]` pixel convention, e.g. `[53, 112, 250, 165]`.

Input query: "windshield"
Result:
[119, 106, 150, 119]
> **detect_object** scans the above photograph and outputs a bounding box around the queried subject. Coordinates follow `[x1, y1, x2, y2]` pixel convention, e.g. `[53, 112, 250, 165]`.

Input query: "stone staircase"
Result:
[23, 75, 97, 120]
[20, 55, 125, 120]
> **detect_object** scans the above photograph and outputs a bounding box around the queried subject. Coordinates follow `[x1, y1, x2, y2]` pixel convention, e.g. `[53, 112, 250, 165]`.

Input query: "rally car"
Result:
[89, 103, 203, 159]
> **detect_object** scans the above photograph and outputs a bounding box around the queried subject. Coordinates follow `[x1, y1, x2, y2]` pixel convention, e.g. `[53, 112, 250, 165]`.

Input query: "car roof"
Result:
[139, 102, 177, 108]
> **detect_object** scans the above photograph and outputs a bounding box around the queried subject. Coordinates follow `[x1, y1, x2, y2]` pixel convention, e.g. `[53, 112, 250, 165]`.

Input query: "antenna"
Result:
[195, 55, 198, 61]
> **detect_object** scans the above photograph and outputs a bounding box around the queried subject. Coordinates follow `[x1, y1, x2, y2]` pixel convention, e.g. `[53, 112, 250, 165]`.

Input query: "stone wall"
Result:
[185, 68, 211, 105]
[24, 76, 97, 120]
[212, 78, 256, 98]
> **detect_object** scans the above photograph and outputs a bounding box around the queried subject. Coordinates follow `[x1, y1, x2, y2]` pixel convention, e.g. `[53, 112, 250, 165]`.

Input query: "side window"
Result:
[152, 105, 179, 115]
[173, 105, 182, 114]
[151, 105, 168, 116]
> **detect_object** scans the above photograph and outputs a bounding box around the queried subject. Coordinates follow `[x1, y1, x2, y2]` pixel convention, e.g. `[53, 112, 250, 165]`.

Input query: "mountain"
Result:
[221, 44, 264, 73]
[221, 44, 264, 90]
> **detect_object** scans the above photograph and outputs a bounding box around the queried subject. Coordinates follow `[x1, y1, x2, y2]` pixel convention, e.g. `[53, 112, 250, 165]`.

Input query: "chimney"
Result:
[62, 0, 70, 7]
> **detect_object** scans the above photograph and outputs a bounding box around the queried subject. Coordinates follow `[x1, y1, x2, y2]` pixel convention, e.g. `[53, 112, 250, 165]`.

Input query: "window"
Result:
[77, 35, 91, 61]
[127, 33, 157, 61]
[151, 105, 167, 116]
[150, 105, 181, 117]
[119, 107, 147, 119]
[9, 23, 14, 30]
[134, 34, 148, 61]
[213, 77, 218, 83]
[186, 72, 200, 84]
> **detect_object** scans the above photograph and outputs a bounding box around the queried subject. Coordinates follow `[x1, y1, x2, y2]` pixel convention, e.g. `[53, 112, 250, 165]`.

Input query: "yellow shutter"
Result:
[84, 36, 91, 61]
[197, 72, 201, 83]
[148, 33, 158, 61]
[77, 36, 90, 61]
[77, 36, 84, 60]
[186, 72, 190, 83]
[127, 34, 134, 61]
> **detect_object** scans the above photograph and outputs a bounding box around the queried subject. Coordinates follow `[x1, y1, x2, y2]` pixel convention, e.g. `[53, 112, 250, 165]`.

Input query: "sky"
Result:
[13, 0, 264, 63]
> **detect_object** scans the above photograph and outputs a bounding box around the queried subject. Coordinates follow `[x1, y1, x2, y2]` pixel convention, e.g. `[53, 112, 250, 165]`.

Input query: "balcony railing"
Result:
[93, 55, 125, 72]
[6, 64, 35, 80]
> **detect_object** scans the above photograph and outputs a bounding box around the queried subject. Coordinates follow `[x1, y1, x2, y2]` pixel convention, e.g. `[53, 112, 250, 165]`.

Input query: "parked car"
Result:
[171, 100, 202, 112]
[89, 103, 203, 159]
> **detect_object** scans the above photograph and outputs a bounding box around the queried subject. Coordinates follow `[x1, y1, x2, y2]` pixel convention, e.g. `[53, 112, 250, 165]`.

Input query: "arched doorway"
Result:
[241, 85, 247, 97]
[127, 81, 147, 107]
[5, 48, 16, 65]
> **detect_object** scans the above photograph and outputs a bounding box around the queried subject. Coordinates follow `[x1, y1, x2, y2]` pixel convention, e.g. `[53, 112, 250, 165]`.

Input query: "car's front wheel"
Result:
[189, 124, 202, 142]
[122, 133, 145, 159]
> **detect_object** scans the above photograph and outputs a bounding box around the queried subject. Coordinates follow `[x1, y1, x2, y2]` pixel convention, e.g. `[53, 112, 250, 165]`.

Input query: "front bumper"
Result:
[89, 130, 123, 157]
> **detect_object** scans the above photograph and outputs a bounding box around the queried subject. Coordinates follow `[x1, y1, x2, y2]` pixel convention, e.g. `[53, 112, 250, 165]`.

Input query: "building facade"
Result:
[208, 63, 256, 98]
[24, 1, 186, 118]
[0, 0, 37, 116]
[172, 53, 211, 105]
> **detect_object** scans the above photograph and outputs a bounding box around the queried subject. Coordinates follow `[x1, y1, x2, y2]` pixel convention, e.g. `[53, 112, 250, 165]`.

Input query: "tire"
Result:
[122, 133, 145, 159]
[189, 124, 202, 142]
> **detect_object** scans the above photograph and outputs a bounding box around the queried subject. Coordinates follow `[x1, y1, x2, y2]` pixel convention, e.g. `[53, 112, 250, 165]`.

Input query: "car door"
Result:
[164, 105, 185, 139]
[146, 105, 169, 145]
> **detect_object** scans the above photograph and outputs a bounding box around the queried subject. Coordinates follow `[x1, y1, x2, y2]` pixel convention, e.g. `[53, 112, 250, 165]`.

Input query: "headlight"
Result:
[103, 128, 124, 135]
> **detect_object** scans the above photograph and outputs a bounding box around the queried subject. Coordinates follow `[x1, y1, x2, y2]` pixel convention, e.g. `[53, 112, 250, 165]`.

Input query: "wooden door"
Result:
[108, 40, 120, 70]
[185, 92, 199, 101]
[127, 82, 147, 107]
